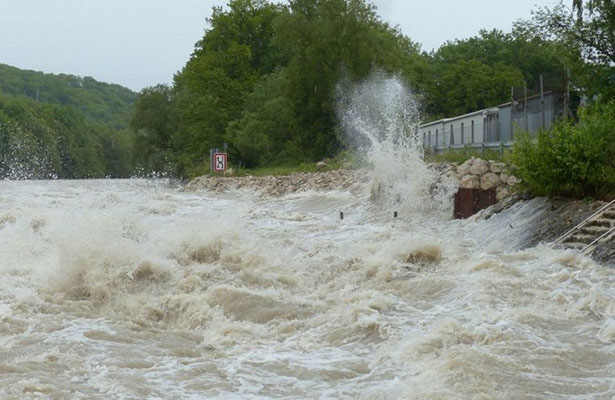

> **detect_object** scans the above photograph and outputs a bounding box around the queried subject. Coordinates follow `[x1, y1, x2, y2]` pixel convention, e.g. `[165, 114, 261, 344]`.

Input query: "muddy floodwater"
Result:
[2, 74, 615, 398]
[0, 178, 614, 399]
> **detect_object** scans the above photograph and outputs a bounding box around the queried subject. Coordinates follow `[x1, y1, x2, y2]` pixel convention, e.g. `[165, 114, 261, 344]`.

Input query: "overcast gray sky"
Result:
[0, 0, 560, 92]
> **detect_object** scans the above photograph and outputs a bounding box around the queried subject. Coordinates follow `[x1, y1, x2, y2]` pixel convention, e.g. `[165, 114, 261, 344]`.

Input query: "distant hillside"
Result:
[0, 64, 138, 179]
[0, 63, 137, 130]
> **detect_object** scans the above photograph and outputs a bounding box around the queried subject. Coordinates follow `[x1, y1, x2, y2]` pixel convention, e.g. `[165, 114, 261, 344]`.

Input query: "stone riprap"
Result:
[183, 169, 371, 196]
[436, 157, 518, 202]
[184, 157, 518, 201]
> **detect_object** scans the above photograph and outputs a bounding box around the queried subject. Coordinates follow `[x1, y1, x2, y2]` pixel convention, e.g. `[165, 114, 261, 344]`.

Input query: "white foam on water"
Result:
[1, 178, 614, 399]
[337, 71, 454, 218]
[1, 77, 614, 398]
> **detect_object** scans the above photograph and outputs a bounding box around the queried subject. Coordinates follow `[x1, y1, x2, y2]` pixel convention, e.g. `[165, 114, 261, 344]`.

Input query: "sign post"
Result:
[212, 152, 227, 173]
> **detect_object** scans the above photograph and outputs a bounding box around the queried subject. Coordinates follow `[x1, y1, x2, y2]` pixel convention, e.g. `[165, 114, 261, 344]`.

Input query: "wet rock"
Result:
[470, 158, 489, 175]
[456, 158, 474, 177]
[444, 170, 459, 183]
[480, 173, 501, 190]
[592, 239, 615, 268]
[460, 175, 480, 189]
[496, 186, 511, 202]
[183, 169, 370, 197]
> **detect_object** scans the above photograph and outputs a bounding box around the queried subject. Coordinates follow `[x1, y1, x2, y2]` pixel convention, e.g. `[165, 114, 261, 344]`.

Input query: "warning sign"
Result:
[213, 152, 227, 172]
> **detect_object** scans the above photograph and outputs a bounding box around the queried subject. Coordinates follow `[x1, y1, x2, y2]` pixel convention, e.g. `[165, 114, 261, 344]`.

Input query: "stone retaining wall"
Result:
[436, 157, 518, 202]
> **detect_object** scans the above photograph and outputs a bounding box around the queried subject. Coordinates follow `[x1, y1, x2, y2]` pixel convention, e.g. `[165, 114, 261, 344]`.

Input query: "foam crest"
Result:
[2, 180, 615, 398]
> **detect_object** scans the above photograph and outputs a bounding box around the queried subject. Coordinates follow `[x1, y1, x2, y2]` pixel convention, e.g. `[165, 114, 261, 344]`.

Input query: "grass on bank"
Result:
[206, 150, 361, 177]
[204, 145, 507, 177]
[425, 147, 509, 164]
[213, 144, 509, 177]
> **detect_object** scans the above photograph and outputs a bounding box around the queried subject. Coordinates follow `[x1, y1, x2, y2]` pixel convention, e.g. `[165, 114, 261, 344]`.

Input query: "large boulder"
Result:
[480, 172, 501, 190]
[470, 158, 490, 175]
[460, 174, 480, 189]
[456, 158, 474, 177]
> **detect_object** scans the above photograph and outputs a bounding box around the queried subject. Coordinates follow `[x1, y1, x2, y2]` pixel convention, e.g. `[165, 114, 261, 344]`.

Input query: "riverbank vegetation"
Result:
[1, 0, 612, 193]
[510, 0, 615, 198]
[0, 64, 137, 178]
[131, 0, 572, 178]
[511, 101, 615, 198]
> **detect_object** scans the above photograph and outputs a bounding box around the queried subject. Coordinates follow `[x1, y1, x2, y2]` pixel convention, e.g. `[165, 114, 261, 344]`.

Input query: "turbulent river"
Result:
[0, 178, 614, 399]
[1, 74, 615, 399]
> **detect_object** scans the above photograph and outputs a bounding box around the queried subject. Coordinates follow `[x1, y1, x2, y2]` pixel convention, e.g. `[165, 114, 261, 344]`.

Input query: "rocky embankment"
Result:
[184, 157, 519, 201]
[436, 157, 519, 202]
[183, 169, 372, 196]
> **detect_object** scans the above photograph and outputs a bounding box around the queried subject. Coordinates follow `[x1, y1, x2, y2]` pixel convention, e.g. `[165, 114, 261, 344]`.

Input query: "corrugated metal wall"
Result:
[418, 92, 565, 152]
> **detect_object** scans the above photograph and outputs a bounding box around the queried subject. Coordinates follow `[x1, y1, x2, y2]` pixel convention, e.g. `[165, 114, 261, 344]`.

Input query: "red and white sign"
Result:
[213, 152, 227, 172]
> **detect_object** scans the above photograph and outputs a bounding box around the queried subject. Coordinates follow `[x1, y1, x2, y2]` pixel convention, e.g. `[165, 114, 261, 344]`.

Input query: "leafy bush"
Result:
[510, 101, 615, 198]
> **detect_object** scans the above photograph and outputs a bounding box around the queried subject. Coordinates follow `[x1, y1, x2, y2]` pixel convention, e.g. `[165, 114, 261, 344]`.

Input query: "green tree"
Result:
[273, 0, 425, 160]
[0, 93, 133, 179]
[0, 63, 137, 129]
[131, 84, 175, 173]
[0, 63, 139, 178]
[169, 0, 284, 176]
[225, 69, 297, 167]
[528, 0, 615, 101]
[511, 101, 615, 198]
[426, 29, 568, 118]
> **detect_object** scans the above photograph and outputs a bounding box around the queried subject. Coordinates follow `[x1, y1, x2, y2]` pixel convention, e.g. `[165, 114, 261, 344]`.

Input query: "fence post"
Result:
[510, 87, 514, 141]
[540, 75, 545, 129]
[565, 69, 571, 120]
[524, 81, 528, 132]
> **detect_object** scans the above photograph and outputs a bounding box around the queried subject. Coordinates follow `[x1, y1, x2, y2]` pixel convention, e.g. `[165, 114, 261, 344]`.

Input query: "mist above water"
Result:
[337, 71, 452, 215]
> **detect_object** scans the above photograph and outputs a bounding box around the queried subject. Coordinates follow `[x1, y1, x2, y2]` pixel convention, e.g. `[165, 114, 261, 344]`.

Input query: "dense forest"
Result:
[0, 64, 137, 178]
[131, 0, 608, 178]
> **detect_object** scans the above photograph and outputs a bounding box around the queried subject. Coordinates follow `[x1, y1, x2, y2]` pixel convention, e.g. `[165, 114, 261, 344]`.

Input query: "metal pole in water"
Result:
[340, 212, 344, 220]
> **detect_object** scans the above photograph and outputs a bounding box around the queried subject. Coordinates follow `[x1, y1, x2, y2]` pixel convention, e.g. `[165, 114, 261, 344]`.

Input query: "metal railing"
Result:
[549, 198, 615, 248]
[582, 225, 615, 253]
